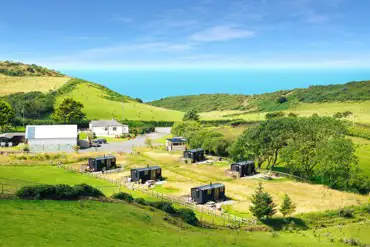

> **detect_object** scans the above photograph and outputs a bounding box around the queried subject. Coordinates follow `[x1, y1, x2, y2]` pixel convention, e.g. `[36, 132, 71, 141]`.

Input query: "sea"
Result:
[62, 68, 370, 102]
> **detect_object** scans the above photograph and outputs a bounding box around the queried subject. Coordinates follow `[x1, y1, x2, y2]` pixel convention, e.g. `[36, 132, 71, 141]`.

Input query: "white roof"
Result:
[26, 125, 78, 139]
[90, 120, 126, 127]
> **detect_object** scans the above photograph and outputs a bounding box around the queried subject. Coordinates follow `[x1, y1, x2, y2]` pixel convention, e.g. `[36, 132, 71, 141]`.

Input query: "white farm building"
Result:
[25, 125, 78, 152]
[89, 120, 129, 137]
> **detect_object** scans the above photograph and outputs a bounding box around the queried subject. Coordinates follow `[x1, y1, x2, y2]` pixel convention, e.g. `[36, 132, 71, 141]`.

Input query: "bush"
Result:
[176, 208, 199, 226]
[112, 192, 134, 203]
[15, 184, 104, 200]
[338, 208, 354, 218]
[134, 197, 147, 205]
[265, 111, 285, 119]
[148, 201, 177, 214]
[276, 96, 288, 104]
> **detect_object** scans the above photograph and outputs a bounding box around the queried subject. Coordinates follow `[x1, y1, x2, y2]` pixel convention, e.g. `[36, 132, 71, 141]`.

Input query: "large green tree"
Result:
[171, 121, 201, 137]
[182, 109, 200, 121]
[230, 117, 298, 169]
[0, 100, 15, 132]
[52, 98, 86, 123]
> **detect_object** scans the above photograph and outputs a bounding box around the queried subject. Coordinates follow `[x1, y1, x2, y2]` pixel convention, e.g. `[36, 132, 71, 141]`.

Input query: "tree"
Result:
[265, 111, 285, 119]
[72, 145, 80, 154]
[183, 109, 200, 121]
[276, 96, 288, 104]
[52, 98, 86, 123]
[280, 193, 296, 217]
[171, 121, 201, 137]
[230, 117, 298, 169]
[0, 100, 15, 133]
[249, 183, 276, 219]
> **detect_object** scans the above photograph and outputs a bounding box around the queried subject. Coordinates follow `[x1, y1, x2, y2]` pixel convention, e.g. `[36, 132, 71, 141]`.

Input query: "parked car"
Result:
[94, 138, 107, 144]
[91, 141, 101, 147]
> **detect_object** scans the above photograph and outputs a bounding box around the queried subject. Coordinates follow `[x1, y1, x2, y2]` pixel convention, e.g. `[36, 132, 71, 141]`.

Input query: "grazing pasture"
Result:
[0, 75, 70, 96]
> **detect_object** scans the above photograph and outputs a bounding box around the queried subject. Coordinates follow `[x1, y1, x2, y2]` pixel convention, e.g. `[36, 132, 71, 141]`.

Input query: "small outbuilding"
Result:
[230, 161, 256, 177]
[130, 166, 162, 183]
[166, 137, 186, 151]
[184, 148, 205, 163]
[0, 133, 25, 147]
[191, 183, 226, 204]
[87, 155, 117, 172]
[89, 120, 129, 137]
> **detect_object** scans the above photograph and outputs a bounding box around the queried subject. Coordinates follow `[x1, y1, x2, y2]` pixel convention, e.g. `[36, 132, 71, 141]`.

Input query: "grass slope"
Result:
[0, 200, 347, 247]
[0, 74, 70, 96]
[55, 82, 183, 121]
[148, 81, 370, 114]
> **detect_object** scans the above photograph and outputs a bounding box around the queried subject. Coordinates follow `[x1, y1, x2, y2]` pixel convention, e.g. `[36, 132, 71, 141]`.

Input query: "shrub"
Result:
[112, 192, 134, 203]
[338, 208, 354, 218]
[265, 111, 285, 119]
[73, 183, 105, 197]
[176, 208, 199, 226]
[276, 96, 288, 104]
[15, 184, 104, 200]
[149, 201, 177, 214]
[134, 197, 147, 205]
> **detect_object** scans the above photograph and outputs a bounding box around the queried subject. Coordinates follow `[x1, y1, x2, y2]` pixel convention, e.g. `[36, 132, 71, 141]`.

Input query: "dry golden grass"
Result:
[0, 75, 70, 96]
[123, 149, 368, 216]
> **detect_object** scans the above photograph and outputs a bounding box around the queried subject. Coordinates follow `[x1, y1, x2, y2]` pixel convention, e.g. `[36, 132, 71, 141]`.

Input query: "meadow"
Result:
[0, 75, 70, 96]
[55, 83, 184, 121]
[200, 101, 370, 124]
[0, 200, 348, 247]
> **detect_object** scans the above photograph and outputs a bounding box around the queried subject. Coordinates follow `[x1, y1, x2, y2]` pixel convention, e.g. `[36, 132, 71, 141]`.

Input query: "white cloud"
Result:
[191, 26, 255, 42]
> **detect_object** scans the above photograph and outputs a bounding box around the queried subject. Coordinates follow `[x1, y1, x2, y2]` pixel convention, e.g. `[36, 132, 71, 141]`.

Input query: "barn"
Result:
[191, 183, 226, 204]
[230, 161, 256, 177]
[131, 166, 162, 183]
[184, 148, 205, 163]
[87, 155, 117, 172]
[25, 125, 78, 152]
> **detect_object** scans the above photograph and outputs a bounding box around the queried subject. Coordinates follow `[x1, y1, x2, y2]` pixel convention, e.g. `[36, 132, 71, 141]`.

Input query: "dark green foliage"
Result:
[112, 192, 134, 203]
[135, 98, 143, 103]
[287, 112, 298, 117]
[134, 197, 147, 205]
[4, 91, 55, 119]
[176, 208, 199, 226]
[183, 109, 200, 121]
[265, 111, 285, 119]
[172, 121, 202, 137]
[0, 100, 15, 132]
[276, 96, 288, 104]
[338, 208, 354, 218]
[333, 112, 344, 118]
[347, 124, 370, 140]
[249, 183, 276, 219]
[280, 194, 296, 217]
[148, 201, 177, 214]
[52, 98, 86, 123]
[15, 184, 104, 200]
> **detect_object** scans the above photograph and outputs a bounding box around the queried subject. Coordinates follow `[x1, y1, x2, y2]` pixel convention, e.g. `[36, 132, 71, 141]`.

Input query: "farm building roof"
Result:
[25, 125, 78, 139]
[90, 155, 116, 160]
[192, 183, 224, 190]
[0, 132, 25, 139]
[233, 161, 254, 166]
[166, 137, 186, 143]
[90, 120, 127, 127]
[185, 148, 204, 153]
[131, 166, 161, 172]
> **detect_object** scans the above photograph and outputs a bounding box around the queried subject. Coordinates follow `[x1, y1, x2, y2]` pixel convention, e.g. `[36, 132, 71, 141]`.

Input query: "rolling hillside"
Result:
[148, 80, 370, 113]
[0, 61, 183, 121]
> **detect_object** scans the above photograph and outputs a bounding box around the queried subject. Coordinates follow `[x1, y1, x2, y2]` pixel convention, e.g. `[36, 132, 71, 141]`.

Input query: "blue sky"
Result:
[1, 0, 370, 69]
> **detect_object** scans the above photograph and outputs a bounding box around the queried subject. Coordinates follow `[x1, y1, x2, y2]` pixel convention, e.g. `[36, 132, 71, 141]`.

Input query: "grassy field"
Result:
[55, 83, 183, 121]
[351, 137, 370, 177]
[201, 101, 370, 124]
[0, 200, 349, 247]
[0, 166, 119, 195]
[104, 149, 368, 217]
[0, 75, 70, 96]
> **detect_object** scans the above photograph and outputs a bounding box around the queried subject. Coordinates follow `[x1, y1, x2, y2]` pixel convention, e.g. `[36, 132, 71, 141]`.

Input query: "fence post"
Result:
[1, 184, 3, 194]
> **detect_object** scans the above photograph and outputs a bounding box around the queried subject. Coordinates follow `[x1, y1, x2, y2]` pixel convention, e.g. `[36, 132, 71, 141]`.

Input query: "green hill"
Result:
[0, 61, 183, 121]
[148, 80, 370, 113]
[0, 199, 355, 247]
